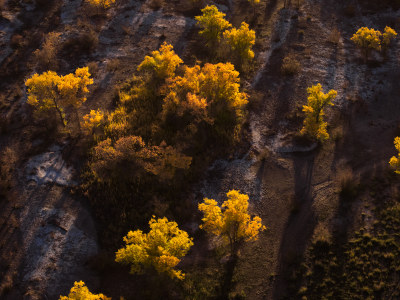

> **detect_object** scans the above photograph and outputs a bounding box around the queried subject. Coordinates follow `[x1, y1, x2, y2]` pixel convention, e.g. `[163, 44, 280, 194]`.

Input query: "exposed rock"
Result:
[25, 145, 77, 187]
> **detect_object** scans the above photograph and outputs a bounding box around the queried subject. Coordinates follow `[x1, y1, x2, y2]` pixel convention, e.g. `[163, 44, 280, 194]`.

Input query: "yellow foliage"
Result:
[389, 137, 400, 174]
[195, 5, 232, 47]
[382, 26, 398, 46]
[83, 109, 105, 133]
[25, 67, 93, 127]
[163, 62, 248, 143]
[115, 216, 193, 280]
[59, 281, 110, 300]
[86, 0, 115, 8]
[198, 190, 266, 255]
[301, 83, 337, 142]
[138, 42, 183, 80]
[104, 106, 130, 140]
[351, 27, 382, 52]
[90, 136, 191, 183]
[223, 22, 255, 64]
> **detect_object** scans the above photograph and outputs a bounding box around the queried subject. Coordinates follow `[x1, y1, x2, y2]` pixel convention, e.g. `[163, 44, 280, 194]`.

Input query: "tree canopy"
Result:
[115, 216, 193, 280]
[198, 190, 266, 256]
[59, 281, 110, 300]
[26, 67, 93, 127]
[301, 83, 337, 142]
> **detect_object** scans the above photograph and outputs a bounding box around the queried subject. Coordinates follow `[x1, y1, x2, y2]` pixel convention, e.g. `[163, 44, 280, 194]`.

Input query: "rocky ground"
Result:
[1, 0, 400, 299]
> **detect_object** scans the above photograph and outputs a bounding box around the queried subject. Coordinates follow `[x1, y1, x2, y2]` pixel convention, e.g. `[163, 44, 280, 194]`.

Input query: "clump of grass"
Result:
[339, 169, 359, 200]
[281, 54, 301, 75]
[328, 28, 341, 45]
[34, 31, 61, 71]
[87, 61, 99, 77]
[106, 58, 120, 73]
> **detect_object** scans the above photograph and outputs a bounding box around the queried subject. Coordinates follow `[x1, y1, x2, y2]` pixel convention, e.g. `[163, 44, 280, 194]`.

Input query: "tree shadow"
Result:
[273, 151, 317, 299]
[220, 256, 238, 300]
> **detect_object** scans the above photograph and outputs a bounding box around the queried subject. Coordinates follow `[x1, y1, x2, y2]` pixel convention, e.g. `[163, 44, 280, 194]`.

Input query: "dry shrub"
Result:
[62, 24, 98, 57]
[0, 147, 17, 198]
[10, 34, 24, 49]
[149, 0, 164, 9]
[34, 32, 61, 71]
[281, 54, 301, 75]
[339, 169, 359, 200]
[106, 58, 120, 72]
[87, 61, 99, 77]
[328, 28, 341, 45]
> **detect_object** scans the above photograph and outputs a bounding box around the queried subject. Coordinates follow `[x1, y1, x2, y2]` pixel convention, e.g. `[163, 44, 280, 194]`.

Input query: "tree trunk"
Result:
[53, 98, 66, 127]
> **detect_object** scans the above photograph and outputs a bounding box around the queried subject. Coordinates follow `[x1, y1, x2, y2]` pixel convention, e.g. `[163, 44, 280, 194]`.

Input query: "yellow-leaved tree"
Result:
[223, 22, 255, 68]
[26, 67, 93, 128]
[137, 42, 183, 81]
[389, 137, 400, 174]
[351, 26, 397, 61]
[163, 62, 248, 144]
[198, 190, 266, 257]
[195, 5, 232, 48]
[382, 26, 398, 47]
[301, 83, 337, 142]
[351, 27, 382, 61]
[82, 109, 105, 134]
[115, 216, 193, 280]
[59, 281, 110, 300]
[86, 0, 115, 8]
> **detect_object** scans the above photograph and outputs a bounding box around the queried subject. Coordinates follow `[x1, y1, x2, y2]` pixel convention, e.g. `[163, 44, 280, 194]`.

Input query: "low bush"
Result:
[281, 54, 300, 75]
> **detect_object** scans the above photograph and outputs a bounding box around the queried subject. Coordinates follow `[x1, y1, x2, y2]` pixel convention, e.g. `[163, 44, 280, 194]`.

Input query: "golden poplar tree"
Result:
[163, 62, 248, 143]
[137, 42, 183, 81]
[301, 83, 337, 142]
[389, 137, 400, 174]
[195, 5, 232, 48]
[86, 0, 115, 8]
[223, 22, 256, 67]
[198, 190, 266, 256]
[115, 217, 193, 280]
[59, 281, 110, 300]
[351, 27, 382, 61]
[382, 26, 398, 47]
[25, 67, 93, 127]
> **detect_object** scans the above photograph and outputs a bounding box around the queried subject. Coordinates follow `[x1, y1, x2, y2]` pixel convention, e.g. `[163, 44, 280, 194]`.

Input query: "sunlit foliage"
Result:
[301, 83, 337, 142]
[223, 22, 255, 67]
[195, 5, 232, 48]
[83, 109, 105, 134]
[389, 137, 400, 174]
[164, 62, 248, 144]
[86, 0, 115, 8]
[26, 67, 93, 127]
[382, 26, 398, 47]
[198, 190, 266, 255]
[59, 281, 110, 300]
[90, 136, 191, 184]
[137, 42, 183, 81]
[115, 216, 193, 280]
[351, 26, 397, 60]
